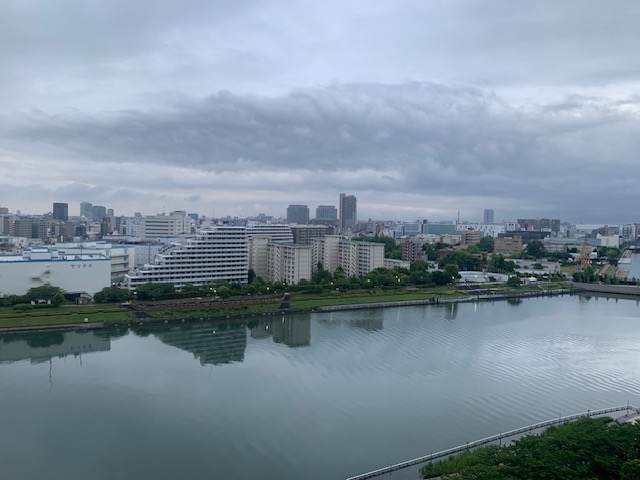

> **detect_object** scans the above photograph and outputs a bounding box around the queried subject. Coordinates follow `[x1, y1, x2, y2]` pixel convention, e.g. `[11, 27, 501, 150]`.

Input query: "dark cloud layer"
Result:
[3, 83, 640, 222]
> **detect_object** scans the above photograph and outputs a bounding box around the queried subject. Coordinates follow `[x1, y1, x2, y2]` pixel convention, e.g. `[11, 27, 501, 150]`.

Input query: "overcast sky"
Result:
[1, 0, 639, 223]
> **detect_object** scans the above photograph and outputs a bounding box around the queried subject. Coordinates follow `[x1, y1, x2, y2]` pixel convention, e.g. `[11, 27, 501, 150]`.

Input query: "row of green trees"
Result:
[1, 285, 66, 308]
[92, 261, 467, 303]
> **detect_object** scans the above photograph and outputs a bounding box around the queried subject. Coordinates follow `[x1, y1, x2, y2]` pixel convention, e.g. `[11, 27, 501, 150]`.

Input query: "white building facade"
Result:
[125, 226, 249, 290]
[312, 236, 385, 277]
[139, 211, 190, 240]
[0, 247, 111, 296]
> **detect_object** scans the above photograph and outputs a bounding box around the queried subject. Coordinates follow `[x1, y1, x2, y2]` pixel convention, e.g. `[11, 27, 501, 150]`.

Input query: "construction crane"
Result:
[579, 241, 592, 270]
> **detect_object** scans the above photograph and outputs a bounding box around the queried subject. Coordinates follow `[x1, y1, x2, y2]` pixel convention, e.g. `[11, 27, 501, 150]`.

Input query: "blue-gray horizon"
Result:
[1, 0, 639, 224]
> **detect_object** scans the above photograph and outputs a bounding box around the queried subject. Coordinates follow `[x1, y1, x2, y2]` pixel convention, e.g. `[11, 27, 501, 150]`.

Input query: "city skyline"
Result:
[1, 1, 640, 223]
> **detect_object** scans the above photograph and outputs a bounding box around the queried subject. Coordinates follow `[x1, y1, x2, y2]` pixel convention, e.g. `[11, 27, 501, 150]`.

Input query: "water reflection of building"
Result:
[250, 314, 311, 348]
[0, 330, 111, 364]
[153, 323, 247, 366]
[348, 310, 384, 331]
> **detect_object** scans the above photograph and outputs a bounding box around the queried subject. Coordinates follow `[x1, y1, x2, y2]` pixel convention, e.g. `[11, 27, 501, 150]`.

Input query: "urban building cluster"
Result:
[0, 197, 638, 299]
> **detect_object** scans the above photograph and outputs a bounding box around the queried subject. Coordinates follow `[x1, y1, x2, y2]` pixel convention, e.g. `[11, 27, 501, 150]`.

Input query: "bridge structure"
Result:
[345, 404, 640, 480]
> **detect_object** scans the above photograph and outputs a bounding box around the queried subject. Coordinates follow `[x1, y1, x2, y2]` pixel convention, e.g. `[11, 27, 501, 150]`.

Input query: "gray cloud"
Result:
[2, 82, 640, 222]
[1, 1, 639, 223]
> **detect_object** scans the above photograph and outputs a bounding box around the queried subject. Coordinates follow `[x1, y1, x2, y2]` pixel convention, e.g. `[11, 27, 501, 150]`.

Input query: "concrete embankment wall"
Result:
[575, 283, 640, 296]
[317, 288, 576, 312]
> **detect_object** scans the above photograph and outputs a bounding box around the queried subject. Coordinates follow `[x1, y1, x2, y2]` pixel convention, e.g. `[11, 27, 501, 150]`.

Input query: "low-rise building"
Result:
[494, 235, 523, 256]
[0, 247, 110, 296]
[460, 229, 482, 247]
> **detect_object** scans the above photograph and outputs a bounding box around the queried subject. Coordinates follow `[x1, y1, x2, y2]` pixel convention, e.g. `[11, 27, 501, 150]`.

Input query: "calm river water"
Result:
[2, 294, 640, 480]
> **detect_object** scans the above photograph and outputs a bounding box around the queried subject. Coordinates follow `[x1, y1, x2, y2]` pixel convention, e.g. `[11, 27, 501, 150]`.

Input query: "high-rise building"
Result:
[286, 205, 310, 225]
[0, 207, 9, 215]
[80, 201, 93, 218]
[53, 202, 69, 221]
[92, 205, 107, 220]
[483, 209, 494, 224]
[339, 193, 357, 231]
[315, 205, 338, 221]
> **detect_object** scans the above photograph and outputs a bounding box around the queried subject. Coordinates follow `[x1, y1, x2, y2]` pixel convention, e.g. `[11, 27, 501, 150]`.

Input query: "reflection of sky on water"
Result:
[2, 296, 640, 480]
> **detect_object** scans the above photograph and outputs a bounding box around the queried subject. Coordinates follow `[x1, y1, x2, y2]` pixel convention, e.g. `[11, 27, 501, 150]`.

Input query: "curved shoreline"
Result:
[0, 287, 580, 333]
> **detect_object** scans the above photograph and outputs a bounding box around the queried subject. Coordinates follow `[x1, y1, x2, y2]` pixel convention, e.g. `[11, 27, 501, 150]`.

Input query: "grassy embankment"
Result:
[0, 304, 131, 329]
[0, 282, 573, 330]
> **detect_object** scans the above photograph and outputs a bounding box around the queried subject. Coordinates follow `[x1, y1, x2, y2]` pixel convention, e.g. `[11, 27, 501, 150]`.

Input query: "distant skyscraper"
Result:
[339, 193, 357, 231]
[107, 208, 114, 217]
[80, 201, 93, 218]
[53, 202, 69, 221]
[315, 205, 338, 221]
[286, 205, 310, 225]
[483, 209, 494, 224]
[92, 205, 107, 220]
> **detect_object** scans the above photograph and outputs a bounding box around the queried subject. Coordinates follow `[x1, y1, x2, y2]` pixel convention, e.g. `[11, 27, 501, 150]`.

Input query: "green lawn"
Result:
[0, 304, 132, 328]
[0, 283, 575, 330]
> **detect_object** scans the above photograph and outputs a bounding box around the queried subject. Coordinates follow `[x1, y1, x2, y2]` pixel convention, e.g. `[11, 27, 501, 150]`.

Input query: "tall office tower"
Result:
[107, 208, 114, 217]
[286, 204, 310, 225]
[315, 205, 338, 221]
[80, 201, 93, 218]
[53, 202, 69, 221]
[339, 193, 357, 231]
[483, 209, 494, 224]
[92, 205, 107, 220]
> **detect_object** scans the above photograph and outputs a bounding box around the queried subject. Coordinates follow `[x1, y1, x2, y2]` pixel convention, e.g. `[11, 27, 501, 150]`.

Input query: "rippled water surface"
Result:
[2, 294, 640, 480]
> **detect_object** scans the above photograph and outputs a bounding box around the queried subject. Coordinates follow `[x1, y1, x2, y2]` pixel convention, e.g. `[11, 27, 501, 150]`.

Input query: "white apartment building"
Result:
[125, 226, 248, 290]
[312, 236, 384, 277]
[249, 237, 312, 284]
[456, 223, 506, 237]
[139, 211, 189, 240]
[267, 243, 312, 285]
[248, 236, 270, 280]
[246, 224, 293, 243]
[313, 235, 343, 272]
[0, 247, 111, 296]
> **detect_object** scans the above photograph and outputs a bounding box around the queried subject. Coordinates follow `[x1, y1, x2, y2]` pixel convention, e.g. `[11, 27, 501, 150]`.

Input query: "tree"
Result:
[135, 282, 175, 300]
[478, 236, 494, 253]
[441, 251, 481, 271]
[410, 259, 428, 272]
[431, 270, 451, 285]
[621, 459, 640, 480]
[507, 276, 521, 287]
[216, 285, 230, 298]
[526, 240, 546, 259]
[422, 244, 438, 261]
[25, 285, 65, 303]
[444, 264, 460, 281]
[94, 286, 131, 303]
